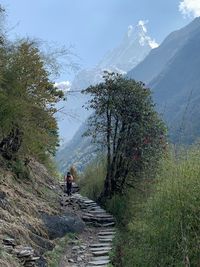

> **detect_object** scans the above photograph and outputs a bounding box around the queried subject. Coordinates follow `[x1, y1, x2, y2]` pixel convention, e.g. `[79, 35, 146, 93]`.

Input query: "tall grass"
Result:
[120, 146, 200, 267]
[81, 146, 200, 266]
[79, 156, 106, 201]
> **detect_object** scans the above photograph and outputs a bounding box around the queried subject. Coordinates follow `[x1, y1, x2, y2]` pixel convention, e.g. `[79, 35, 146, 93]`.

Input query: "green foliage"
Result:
[79, 157, 106, 201]
[10, 159, 30, 180]
[116, 146, 200, 267]
[83, 71, 167, 197]
[0, 39, 64, 163]
[45, 236, 69, 267]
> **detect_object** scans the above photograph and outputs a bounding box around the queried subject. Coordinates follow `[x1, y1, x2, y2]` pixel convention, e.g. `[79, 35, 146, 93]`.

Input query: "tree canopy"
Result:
[0, 38, 64, 162]
[83, 71, 167, 198]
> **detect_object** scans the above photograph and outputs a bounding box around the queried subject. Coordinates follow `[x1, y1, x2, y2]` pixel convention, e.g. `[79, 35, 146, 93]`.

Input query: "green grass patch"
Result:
[44, 235, 71, 267]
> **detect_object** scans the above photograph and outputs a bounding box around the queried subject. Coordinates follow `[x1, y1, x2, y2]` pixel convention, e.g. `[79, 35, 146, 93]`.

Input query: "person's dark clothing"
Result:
[66, 181, 72, 196]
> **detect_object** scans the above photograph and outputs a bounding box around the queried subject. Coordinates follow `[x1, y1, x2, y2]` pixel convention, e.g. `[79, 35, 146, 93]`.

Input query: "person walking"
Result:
[64, 171, 73, 196]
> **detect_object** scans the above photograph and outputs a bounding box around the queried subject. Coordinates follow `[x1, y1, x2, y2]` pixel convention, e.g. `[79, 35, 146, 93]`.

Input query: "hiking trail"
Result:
[60, 191, 116, 267]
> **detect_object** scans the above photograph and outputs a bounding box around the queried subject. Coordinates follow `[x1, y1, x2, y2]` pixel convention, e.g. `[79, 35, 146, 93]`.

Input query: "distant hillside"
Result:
[128, 17, 200, 143]
[128, 17, 200, 84]
[56, 123, 96, 173]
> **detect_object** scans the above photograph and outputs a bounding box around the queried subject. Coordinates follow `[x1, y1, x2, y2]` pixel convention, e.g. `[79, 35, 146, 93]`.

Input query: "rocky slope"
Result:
[0, 157, 84, 267]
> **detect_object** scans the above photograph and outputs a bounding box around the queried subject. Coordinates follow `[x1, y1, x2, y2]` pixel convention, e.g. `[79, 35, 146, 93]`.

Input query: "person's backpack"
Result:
[67, 175, 73, 183]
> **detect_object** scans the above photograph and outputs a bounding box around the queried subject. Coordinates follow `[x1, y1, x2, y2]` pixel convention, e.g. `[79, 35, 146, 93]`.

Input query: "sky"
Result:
[1, 0, 197, 81]
[0, 0, 199, 142]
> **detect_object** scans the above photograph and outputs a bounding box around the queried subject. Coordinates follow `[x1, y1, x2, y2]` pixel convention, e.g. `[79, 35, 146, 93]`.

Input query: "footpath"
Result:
[60, 192, 116, 267]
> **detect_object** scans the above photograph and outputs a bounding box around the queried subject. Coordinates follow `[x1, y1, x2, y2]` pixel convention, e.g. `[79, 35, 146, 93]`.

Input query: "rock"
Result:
[88, 259, 110, 265]
[41, 212, 85, 239]
[72, 246, 80, 250]
[77, 256, 82, 262]
[3, 237, 16, 247]
[91, 256, 109, 261]
[68, 258, 75, 263]
[91, 251, 110, 256]
[80, 245, 87, 250]
[29, 232, 54, 252]
[90, 247, 111, 252]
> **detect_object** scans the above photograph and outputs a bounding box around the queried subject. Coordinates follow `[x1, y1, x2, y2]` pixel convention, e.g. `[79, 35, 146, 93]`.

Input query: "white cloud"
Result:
[179, 0, 200, 17]
[54, 81, 71, 92]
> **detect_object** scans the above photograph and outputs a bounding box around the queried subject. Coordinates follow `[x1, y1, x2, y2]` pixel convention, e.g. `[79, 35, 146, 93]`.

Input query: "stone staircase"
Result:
[61, 192, 116, 267]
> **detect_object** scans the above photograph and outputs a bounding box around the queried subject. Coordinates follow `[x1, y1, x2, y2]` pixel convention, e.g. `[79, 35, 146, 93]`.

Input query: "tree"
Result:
[83, 72, 166, 199]
[0, 40, 64, 161]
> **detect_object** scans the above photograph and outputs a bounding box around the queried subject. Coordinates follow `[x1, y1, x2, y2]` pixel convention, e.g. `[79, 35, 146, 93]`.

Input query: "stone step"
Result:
[88, 259, 110, 266]
[98, 235, 115, 239]
[95, 222, 115, 227]
[90, 247, 111, 252]
[91, 256, 109, 261]
[91, 251, 110, 256]
[89, 243, 111, 248]
[82, 216, 115, 223]
[83, 213, 114, 220]
[98, 231, 116, 235]
[98, 238, 113, 243]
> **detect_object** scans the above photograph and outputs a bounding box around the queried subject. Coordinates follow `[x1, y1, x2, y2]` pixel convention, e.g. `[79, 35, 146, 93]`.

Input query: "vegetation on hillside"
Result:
[0, 38, 64, 163]
[81, 146, 200, 266]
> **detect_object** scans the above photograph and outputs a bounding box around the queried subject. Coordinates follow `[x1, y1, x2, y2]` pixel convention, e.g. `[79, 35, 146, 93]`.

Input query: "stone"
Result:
[77, 256, 82, 262]
[41, 212, 85, 239]
[72, 246, 80, 250]
[68, 258, 75, 263]
[91, 251, 110, 256]
[98, 235, 114, 239]
[98, 238, 113, 242]
[88, 259, 110, 265]
[98, 231, 116, 235]
[90, 247, 111, 252]
[91, 256, 109, 261]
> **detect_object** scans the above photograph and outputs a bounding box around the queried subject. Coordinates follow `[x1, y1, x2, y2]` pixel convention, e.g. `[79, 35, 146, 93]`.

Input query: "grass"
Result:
[79, 156, 106, 201]
[44, 234, 77, 267]
[0, 247, 21, 267]
[117, 146, 200, 266]
[80, 145, 200, 266]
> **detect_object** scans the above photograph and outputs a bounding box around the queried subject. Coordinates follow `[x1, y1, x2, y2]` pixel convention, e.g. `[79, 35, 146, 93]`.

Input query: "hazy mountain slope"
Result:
[56, 22, 158, 172]
[150, 31, 200, 143]
[56, 123, 95, 173]
[128, 17, 200, 84]
[60, 22, 155, 142]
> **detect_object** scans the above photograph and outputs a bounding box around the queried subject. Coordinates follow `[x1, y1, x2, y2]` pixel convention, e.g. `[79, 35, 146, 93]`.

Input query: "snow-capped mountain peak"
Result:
[98, 20, 158, 72]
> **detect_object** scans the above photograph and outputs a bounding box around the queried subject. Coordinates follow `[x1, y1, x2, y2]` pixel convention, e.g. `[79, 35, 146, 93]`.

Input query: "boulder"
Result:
[41, 212, 85, 239]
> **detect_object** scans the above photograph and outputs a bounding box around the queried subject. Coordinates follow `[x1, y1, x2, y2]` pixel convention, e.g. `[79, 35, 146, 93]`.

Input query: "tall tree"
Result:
[83, 72, 166, 198]
[0, 40, 64, 161]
